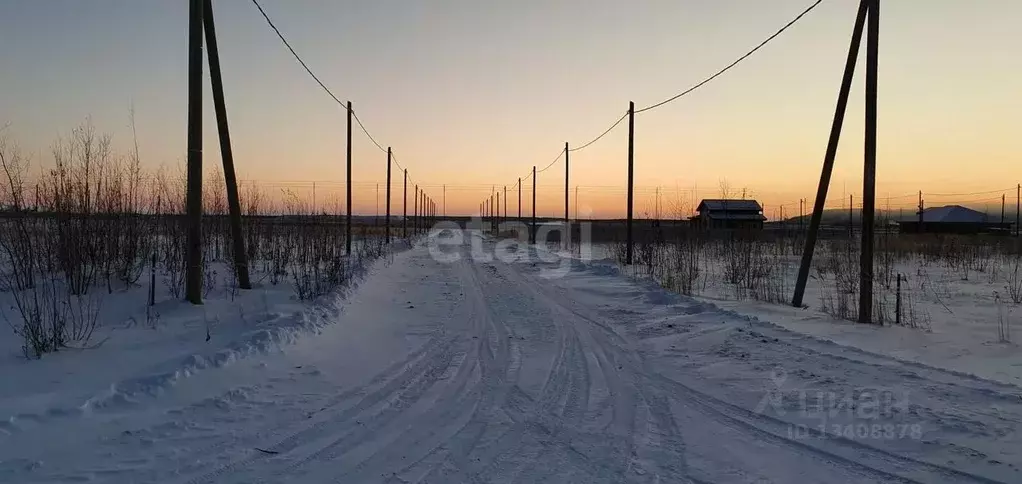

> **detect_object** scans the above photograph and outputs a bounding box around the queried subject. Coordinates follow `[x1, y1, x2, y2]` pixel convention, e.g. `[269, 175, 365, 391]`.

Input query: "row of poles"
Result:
[476, 0, 890, 324]
[184, 0, 436, 304]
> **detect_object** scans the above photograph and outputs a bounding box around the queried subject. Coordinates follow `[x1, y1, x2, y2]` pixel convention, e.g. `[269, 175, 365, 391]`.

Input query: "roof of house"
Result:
[697, 199, 763, 213]
[898, 205, 989, 224]
[703, 212, 767, 221]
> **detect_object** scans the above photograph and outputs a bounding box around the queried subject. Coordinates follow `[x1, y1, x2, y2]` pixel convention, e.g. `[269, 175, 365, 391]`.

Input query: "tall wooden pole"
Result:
[185, 0, 204, 304]
[414, 185, 419, 235]
[202, 0, 249, 290]
[531, 166, 537, 244]
[1002, 194, 1006, 225]
[385, 148, 392, 242]
[626, 101, 635, 265]
[402, 169, 408, 238]
[564, 142, 570, 249]
[859, 0, 880, 324]
[345, 101, 353, 255]
[503, 185, 507, 230]
[849, 194, 854, 237]
[518, 177, 522, 221]
[791, 0, 869, 307]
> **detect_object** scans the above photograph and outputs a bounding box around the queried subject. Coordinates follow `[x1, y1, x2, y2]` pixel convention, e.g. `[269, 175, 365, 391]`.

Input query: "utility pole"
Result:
[518, 177, 522, 221]
[1017, 184, 1020, 236]
[859, 0, 880, 324]
[202, 0, 249, 290]
[402, 169, 408, 238]
[185, 0, 204, 304]
[1001, 194, 1006, 225]
[414, 184, 419, 236]
[531, 166, 537, 244]
[791, 0, 869, 308]
[564, 142, 570, 250]
[849, 194, 854, 237]
[917, 191, 924, 229]
[626, 101, 635, 265]
[385, 148, 392, 242]
[443, 184, 446, 217]
[346, 101, 353, 256]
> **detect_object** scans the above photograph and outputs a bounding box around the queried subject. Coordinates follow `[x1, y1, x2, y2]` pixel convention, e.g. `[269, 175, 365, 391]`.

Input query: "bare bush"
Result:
[996, 293, 1011, 343]
[1007, 252, 1022, 305]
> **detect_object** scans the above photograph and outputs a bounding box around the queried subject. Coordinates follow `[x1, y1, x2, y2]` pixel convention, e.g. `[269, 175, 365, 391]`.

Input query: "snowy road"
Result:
[3, 232, 1021, 483]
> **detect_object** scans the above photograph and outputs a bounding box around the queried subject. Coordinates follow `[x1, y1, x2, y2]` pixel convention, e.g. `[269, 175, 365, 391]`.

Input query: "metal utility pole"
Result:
[626, 101, 635, 265]
[531, 166, 537, 244]
[346, 101, 353, 255]
[185, 0, 204, 304]
[859, 0, 880, 324]
[385, 148, 392, 242]
[791, 0, 869, 308]
[202, 0, 249, 290]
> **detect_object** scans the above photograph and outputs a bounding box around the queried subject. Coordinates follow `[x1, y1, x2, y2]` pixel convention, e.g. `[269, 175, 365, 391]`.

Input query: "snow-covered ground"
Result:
[2, 232, 1021, 483]
[583, 239, 1022, 387]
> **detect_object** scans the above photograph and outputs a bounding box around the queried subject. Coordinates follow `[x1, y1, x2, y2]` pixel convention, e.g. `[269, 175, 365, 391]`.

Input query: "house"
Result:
[692, 199, 766, 230]
[897, 205, 1011, 235]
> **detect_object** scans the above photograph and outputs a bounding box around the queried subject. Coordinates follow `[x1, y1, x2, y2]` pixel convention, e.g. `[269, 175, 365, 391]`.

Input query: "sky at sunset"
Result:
[1, 0, 1019, 218]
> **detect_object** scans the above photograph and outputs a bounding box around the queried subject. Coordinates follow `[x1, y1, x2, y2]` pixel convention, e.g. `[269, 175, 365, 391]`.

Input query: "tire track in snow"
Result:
[648, 371, 1005, 483]
[493, 248, 643, 482]
[167, 330, 449, 478]
[386, 238, 597, 482]
[273, 249, 496, 481]
[514, 250, 1008, 483]
[181, 331, 460, 484]
[329, 252, 525, 482]
[260, 334, 474, 481]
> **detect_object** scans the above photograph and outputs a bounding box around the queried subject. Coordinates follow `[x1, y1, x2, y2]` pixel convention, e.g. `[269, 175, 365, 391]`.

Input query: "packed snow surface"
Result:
[1, 232, 1021, 483]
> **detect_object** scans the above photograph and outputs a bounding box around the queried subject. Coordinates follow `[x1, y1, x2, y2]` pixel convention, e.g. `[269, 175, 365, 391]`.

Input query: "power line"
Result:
[635, 0, 824, 114]
[569, 111, 629, 152]
[499, 0, 825, 193]
[927, 187, 1014, 197]
[352, 111, 387, 154]
[250, 0, 345, 109]
[390, 151, 405, 171]
[252, 0, 392, 159]
[536, 149, 566, 174]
